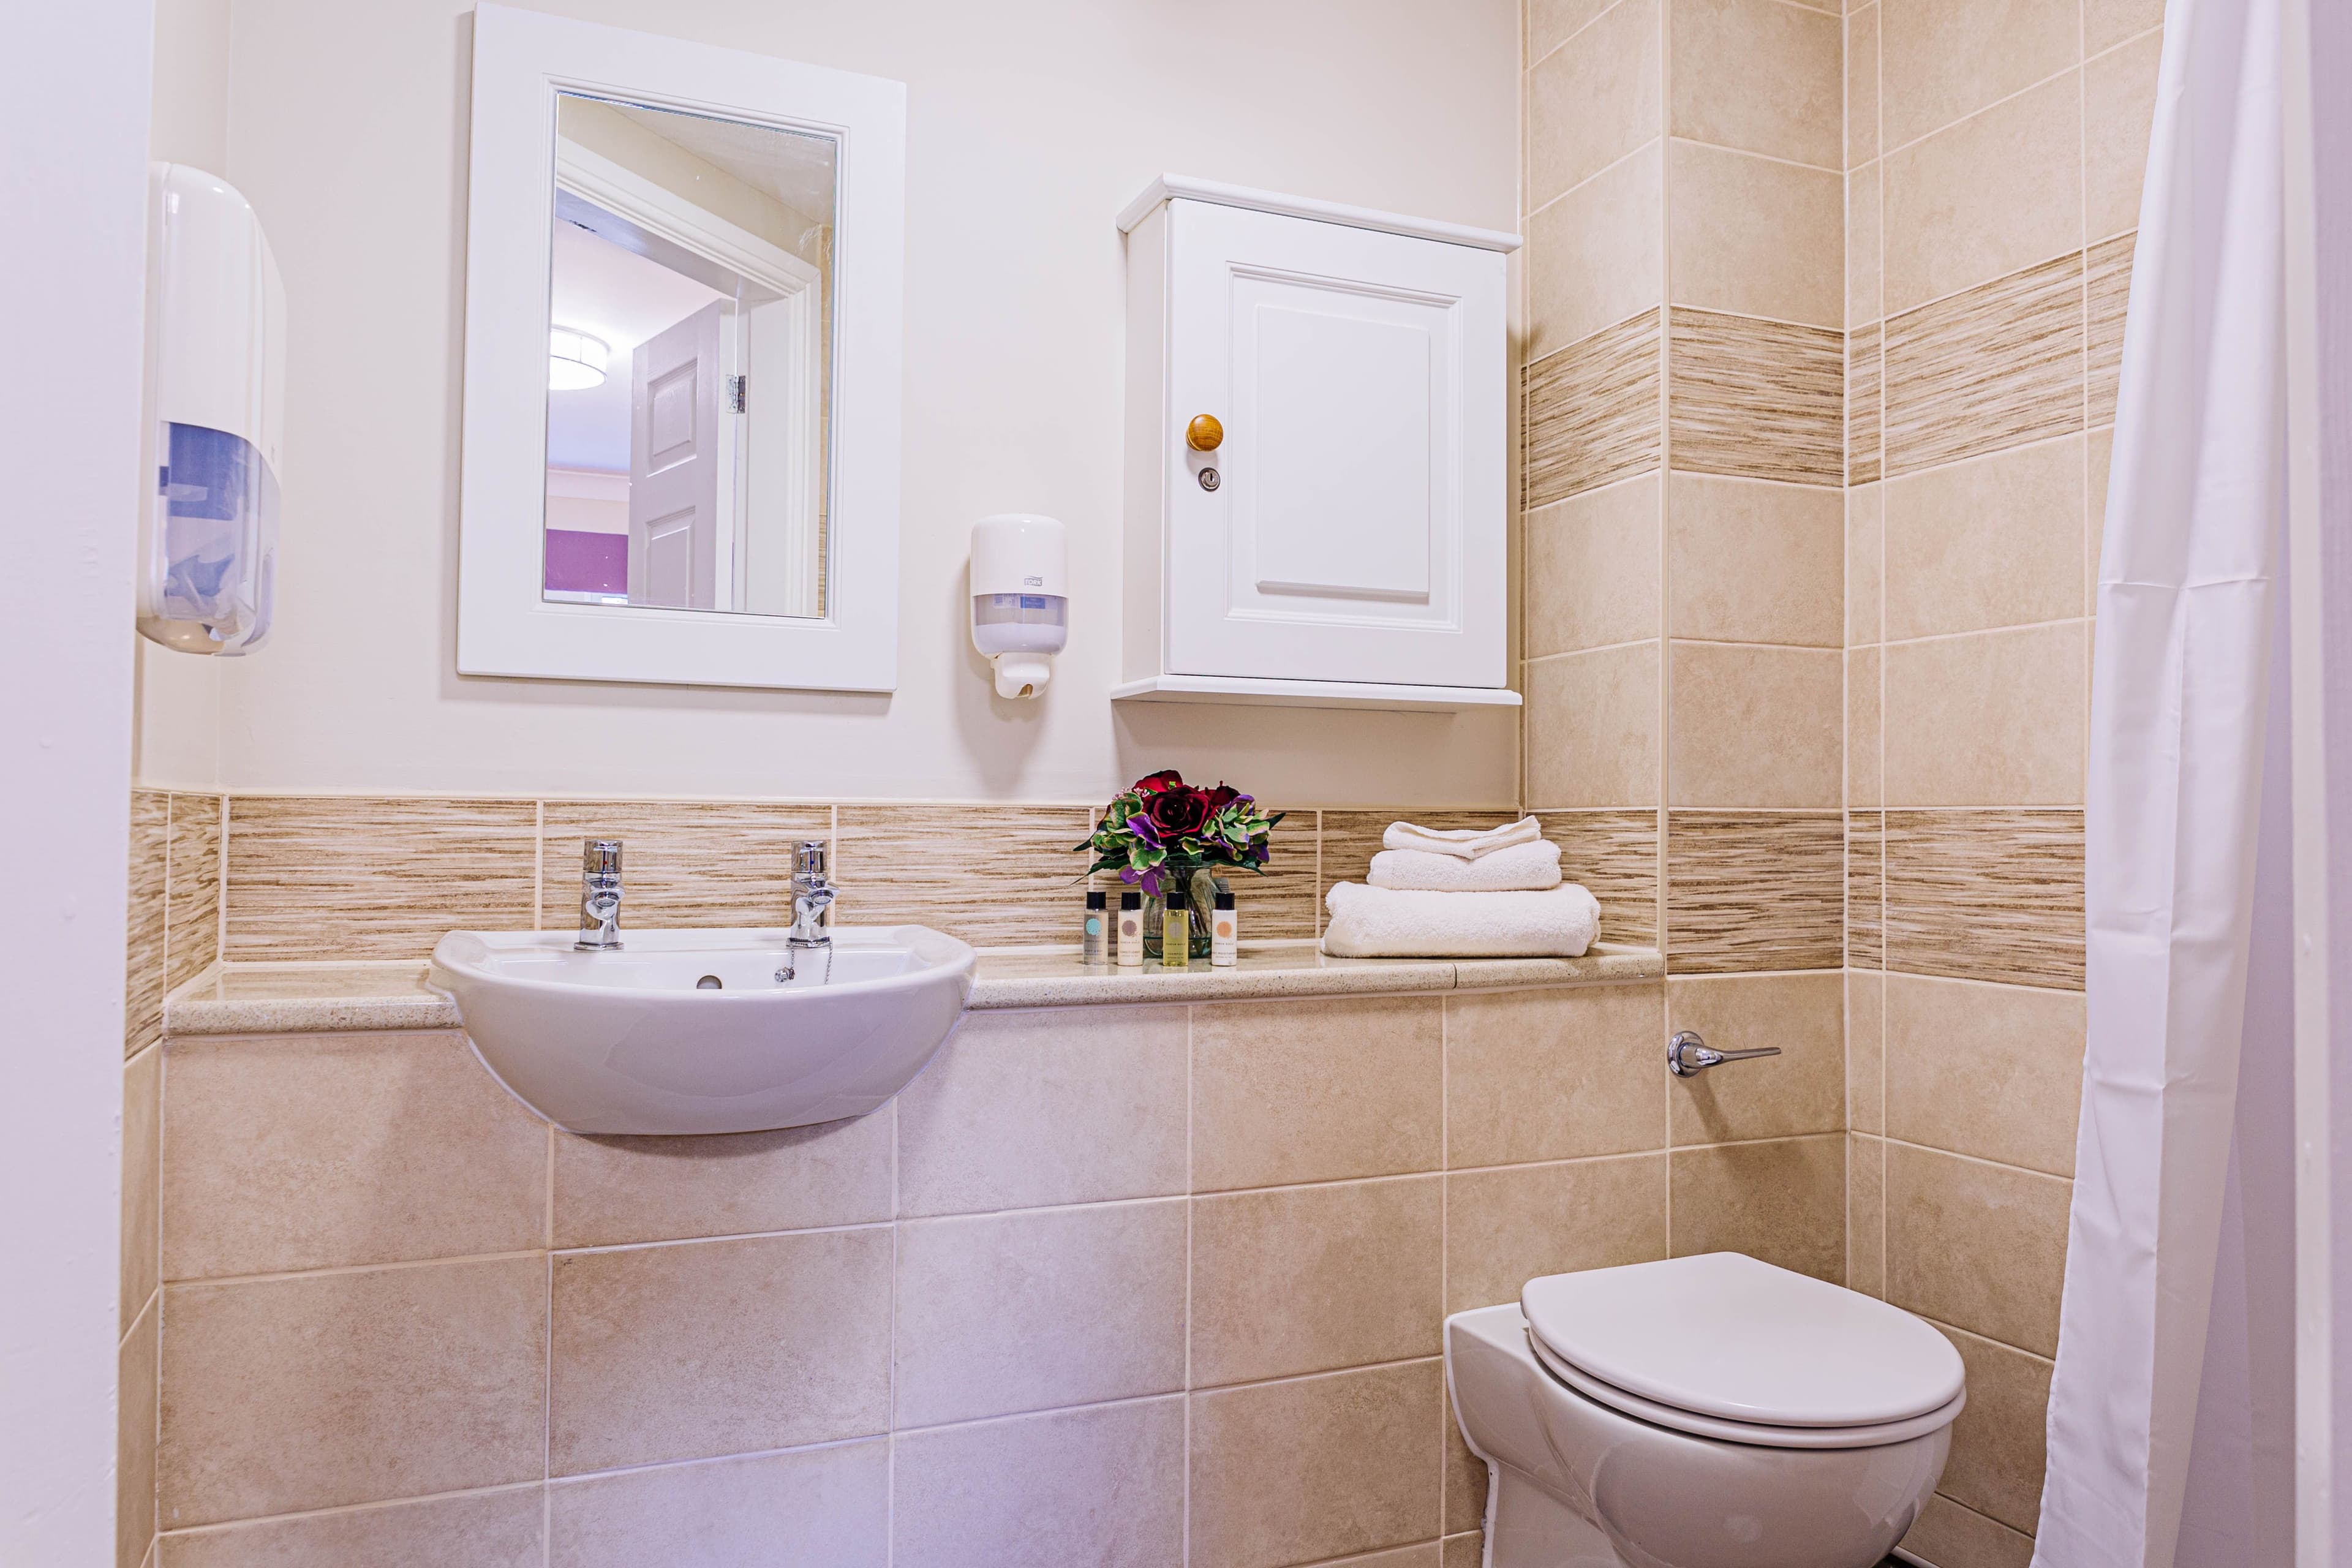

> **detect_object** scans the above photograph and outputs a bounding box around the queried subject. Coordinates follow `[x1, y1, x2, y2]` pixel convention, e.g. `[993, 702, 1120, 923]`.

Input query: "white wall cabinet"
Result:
[1115, 176, 1521, 712]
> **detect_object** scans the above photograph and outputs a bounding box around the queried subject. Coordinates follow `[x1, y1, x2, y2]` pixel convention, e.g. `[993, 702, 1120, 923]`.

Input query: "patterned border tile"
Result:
[1884, 252, 2084, 476]
[2086, 233, 2135, 431]
[1847, 323, 1883, 486]
[1525, 308, 1664, 507]
[167, 792, 224, 993]
[1536, 810, 1660, 948]
[1223, 805, 1321, 941]
[224, 797, 539, 961]
[835, 804, 1093, 946]
[1664, 811, 1844, 973]
[1847, 810, 1884, 968]
[1884, 809, 2084, 989]
[539, 801, 832, 931]
[127, 789, 168, 1054]
[1667, 309, 1845, 485]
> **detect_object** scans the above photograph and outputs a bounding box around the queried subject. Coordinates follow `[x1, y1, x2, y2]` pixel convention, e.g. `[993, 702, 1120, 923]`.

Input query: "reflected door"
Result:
[627, 301, 723, 609]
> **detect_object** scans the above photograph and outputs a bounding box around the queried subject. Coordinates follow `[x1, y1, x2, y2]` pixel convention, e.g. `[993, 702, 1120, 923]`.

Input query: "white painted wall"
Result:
[200, 0, 1522, 804]
[0, 0, 152, 1559]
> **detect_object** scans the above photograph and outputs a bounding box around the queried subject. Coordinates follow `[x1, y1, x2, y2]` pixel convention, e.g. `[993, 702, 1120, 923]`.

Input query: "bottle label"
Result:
[1085, 916, 1102, 935]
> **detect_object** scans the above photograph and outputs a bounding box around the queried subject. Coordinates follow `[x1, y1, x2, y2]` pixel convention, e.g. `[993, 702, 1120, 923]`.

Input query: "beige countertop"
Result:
[162, 940, 1664, 1037]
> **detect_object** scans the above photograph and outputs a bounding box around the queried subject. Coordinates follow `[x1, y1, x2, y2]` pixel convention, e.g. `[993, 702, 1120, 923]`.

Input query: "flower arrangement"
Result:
[1076, 769, 1284, 895]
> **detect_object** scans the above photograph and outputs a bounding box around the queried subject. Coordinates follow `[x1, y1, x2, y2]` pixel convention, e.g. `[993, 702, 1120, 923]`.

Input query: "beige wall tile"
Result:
[896, 1399, 1185, 1568]
[120, 1293, 157, 1568]
[1528, 475, 1663, 660]
[2086, 0, 2163, 52]
[1446, 1411, 1487, 1536]
[1668, 0, 1843, 167]
[1885, 253, 2085, 476]
[1885, 809, 2086, 989]
[2087, 233, 2135, 430]
[162, 1032, 548, 1280]
[1883, 71, 2083, 314]
[1446, 985, 1665, 1167]
[160, 1488, 544, 1568]
[1529, 0, 1664, 206]
[553, 1110, 892, 1249]
[1848, 484, 1884, 645]
[1887, 975, 2086, 1177]
[895, 1199, 1188, 1425]
[1848, 969, 1885, 1134]
[127, 790, 168, 1054]
[1530, 0, 1619, 61]
[1667, 143, 1845, 328]
[1668, 643, 1844, 809]
[1849, 323, 1884, 485]
[1525, 312, 1664, 508]
[1321, 810, 1520, 903]
[549, 1229, 891, 1474]
[159, 1257, 547, 1526]
[1446, 1154, 1669, 1311]
[1901, 1491, 2035, 1568]
[1847, 5, 1879, 165]
[1847, 810, 1887, 968]
[1879, 0, 2079, 151]
[1189, 1361, 1443, 1568]
[166, 792, 222, 992]
[1664, 811, 1845, 973]
[2087, 426, 2114, 613]
[1668, 310, 1847, 486]
[550, 1442, 886, 1568]
[895, 1005, 1187, 1216]
[1849, 165, 1883, 326]
[1192, 996, 1443, 1190]
[1885, 1142, 2070, 1354]
[1667, 973, 1845, 1144]
[1327, 1547, 1443, 1566]
[1848, 1133, 1886, 1296]
[538, 799, 829, 930]
[834, 804, 1090, 946]
[1670, 1134, 1845, 1281]
[1445, 1533, 1485, 1567]
[1667, 476, 1844, 647]
[1885, 436, 2086, 639]
[1529, 141, 1665, 360]
[1537, 810, 1662, 946]
[2087, 30, 2163, 239]
[1849, 647, 1883, 807]
[1936, 1323, 2054, 1534]
[123, 1044, 160, 1335]
[1525, 642, 1662, 810]
[1884, 622, 2089, 806]
[1193, 1177, 1442, 1385]
[223, 796, 537, 960]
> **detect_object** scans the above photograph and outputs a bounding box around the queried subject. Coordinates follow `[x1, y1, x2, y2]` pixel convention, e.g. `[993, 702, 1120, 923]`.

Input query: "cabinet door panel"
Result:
[1164, 202, 1505, 688]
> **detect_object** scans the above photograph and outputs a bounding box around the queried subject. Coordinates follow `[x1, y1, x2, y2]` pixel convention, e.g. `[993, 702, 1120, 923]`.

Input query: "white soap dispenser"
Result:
[970, 514, 1068, 698]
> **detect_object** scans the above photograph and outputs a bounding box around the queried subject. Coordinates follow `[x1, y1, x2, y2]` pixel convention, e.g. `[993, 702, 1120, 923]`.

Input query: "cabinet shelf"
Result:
[1110, 674, 1521, 714]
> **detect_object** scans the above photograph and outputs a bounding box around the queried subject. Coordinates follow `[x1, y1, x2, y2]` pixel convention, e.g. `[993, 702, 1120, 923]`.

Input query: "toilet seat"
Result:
[1520, 1252, 1966, 1450]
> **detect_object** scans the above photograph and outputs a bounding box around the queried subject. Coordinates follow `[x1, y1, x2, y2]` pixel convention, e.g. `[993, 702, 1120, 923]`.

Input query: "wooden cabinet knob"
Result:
[1186, 414, 1224, 451]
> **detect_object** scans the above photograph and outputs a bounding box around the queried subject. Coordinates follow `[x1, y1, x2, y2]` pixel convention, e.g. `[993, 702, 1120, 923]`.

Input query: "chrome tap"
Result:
[575, 839, 624, 951]
[778, 840, 835, 982]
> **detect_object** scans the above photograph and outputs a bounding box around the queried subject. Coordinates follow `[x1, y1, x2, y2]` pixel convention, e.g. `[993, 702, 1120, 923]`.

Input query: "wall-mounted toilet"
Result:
[1446, 1252, 1966, 1568]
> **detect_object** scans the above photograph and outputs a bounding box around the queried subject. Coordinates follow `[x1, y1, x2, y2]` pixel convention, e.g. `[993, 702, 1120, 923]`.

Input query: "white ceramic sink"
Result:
[428, 927, 976, 1135]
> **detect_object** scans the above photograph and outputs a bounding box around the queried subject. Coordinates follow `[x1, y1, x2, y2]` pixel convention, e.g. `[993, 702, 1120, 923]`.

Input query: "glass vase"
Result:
[1142, 859, 1223, 962]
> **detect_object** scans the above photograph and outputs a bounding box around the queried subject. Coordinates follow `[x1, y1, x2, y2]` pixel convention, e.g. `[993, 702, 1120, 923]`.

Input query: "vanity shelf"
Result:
[1110, 673, 1521, 713]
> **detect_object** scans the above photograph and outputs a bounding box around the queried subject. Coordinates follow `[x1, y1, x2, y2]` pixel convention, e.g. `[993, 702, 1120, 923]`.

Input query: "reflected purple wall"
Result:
[544, 529, 627, 597]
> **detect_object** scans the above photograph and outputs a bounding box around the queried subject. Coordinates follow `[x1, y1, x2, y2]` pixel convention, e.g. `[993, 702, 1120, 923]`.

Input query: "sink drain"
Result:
[696, 974, 723, 990]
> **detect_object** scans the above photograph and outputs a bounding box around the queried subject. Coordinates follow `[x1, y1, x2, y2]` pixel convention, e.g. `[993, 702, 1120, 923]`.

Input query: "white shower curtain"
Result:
[2030, 0, 2290, 1562]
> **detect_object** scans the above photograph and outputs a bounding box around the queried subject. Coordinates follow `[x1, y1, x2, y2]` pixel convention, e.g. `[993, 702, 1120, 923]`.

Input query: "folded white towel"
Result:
[1382, 816, 1544, 861]
[1369, 839, 1562, 892]
[1320, 881, 1598, 959]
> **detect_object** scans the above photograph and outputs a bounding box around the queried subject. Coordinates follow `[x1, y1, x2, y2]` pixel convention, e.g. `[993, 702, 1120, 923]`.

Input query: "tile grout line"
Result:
[1181, 1001, 1195, 1568]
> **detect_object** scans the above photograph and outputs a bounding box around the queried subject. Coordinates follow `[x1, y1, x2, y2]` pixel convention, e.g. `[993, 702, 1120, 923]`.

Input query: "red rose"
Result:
[1144, 785, 1213, 837]
[1204, 784, 1242, 813]
[1133, 769, 1185, 796]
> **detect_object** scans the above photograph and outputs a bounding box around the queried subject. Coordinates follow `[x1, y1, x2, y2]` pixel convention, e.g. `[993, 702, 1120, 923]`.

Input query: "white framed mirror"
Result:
[458, 4, 903, 690]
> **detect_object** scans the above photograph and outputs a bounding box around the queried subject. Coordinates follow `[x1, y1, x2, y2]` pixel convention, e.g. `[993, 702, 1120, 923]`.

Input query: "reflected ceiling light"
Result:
[549, 326, 609, 390]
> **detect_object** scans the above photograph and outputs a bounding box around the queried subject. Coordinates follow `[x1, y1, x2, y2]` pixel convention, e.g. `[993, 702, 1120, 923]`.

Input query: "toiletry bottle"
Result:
[1117, 891, 1144, 968]
[1082, 889, 1107, 964]
[1212, 889, 1237, 967]
[1162, 885, 1190, 971]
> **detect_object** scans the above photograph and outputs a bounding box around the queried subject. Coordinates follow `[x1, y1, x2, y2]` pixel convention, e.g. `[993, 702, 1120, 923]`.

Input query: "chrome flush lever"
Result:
[1667, 1030, 1782, 1077]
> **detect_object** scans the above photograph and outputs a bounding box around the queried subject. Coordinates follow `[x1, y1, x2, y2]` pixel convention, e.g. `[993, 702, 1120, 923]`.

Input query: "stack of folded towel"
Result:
[1322, 817, 1599, 959]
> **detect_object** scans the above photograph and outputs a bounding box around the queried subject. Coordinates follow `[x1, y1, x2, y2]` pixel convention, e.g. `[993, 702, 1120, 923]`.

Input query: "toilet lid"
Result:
[1521, 1253, 1965, 1429]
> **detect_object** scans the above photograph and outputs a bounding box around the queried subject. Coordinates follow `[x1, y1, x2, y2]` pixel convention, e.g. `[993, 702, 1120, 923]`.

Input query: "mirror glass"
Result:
[541, 93, 835, 617]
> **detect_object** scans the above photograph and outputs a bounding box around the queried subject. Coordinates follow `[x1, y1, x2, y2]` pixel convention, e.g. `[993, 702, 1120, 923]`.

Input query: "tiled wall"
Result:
[121, 789, 224, 1568]
[135, 979, 1844, 1566]
[1520, 0, 1853, 1284]
[1844, 1, 2159, 1564]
